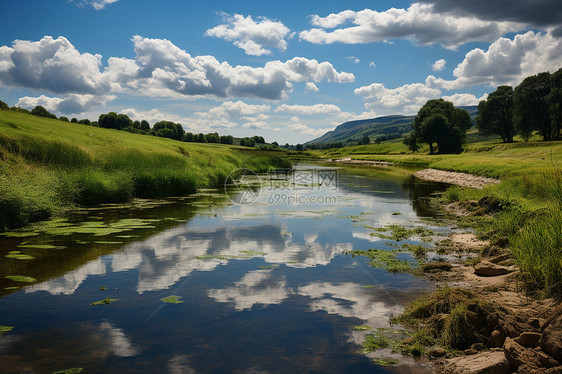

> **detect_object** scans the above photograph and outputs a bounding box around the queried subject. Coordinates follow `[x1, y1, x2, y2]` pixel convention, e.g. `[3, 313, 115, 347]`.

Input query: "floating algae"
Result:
[0, 325, 14, 336]
[349, 249, 417, 273]
[5, 253, 35, 260]
[353, 325, 372, 331]
[18, 244, 67, 250]
[90, 297, 119, 305]
[5, 275, 36, 283]
[160, 295, 184, 304]
[239, 251, 266, 256]
[53, 368, 83, 374]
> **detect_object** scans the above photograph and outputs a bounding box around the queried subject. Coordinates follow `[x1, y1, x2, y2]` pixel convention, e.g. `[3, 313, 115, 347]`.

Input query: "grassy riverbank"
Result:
[315, 137, 562, 297]
[0, 110, 289, 230]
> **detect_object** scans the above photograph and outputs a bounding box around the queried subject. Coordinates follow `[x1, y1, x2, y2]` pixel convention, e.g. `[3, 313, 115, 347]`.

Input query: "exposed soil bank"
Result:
[413, 168, 500, 189]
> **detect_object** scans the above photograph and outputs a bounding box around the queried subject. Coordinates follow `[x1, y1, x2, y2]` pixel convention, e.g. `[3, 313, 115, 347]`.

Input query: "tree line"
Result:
[476, 68, 562, 142]
[0, 102, 269, 148]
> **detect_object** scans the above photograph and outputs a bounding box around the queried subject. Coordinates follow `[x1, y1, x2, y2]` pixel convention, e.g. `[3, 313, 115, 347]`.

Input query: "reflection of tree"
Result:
[402, 175, 449, 217]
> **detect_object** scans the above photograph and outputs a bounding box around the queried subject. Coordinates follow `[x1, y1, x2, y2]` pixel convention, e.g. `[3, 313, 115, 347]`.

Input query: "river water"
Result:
[0, 165, 448, 373]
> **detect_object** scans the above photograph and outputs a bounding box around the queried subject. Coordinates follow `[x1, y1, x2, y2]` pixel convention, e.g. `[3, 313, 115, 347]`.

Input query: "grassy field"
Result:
[314, 131, 562, 297]
[0, 110, 289, 230]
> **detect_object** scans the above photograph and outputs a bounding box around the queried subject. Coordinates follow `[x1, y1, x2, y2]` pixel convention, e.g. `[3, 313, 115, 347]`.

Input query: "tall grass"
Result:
[0, 111, 291, 230]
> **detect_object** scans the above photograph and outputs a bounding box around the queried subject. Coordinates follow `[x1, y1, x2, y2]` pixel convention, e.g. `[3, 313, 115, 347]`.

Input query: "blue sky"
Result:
[0, 0, 561, 143]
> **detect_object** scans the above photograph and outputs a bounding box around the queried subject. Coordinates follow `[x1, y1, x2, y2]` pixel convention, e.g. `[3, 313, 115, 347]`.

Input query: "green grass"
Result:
[0, 110, 290, 230]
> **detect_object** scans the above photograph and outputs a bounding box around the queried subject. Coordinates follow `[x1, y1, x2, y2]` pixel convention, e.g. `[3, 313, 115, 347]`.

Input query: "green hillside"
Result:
[0, 110, 288, 230]
[307, 106, 478, 146]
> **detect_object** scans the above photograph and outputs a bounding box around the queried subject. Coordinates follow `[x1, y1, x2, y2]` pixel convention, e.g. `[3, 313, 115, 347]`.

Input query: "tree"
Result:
[550, 68, 562, 139]
[403, 132, 418, 152]
[31, 105, 56, 119]
[153, 121, 184, 140]
[272, 141, 279, 147]
[59, 116, 69, 122]
[514, 72, 552, 140]
[132, 120, 141, 129]
[78, 119, 91, 125]
[476, 86, 515, 143]
[71, 118, 78, 123]
[360, 134, 370, 145]
[220, 135, 234, 144]
[98, 112, 119, 129]
[0, 100, 8, 110]
[140, 120, 151, 131]
[296, 144, 304, 151]
[183, 132, 194, 142]
[411, 99, 470, 154]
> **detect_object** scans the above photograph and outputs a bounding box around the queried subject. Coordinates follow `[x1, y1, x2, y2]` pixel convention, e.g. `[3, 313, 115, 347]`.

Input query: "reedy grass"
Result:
[0, 111, 290, 230]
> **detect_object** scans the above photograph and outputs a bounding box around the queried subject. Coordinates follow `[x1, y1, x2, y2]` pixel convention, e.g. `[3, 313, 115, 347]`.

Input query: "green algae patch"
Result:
[5, 275, 36, 283]
[353, 325, 372, 331]
[5, 253, 35, 260]
[0, 325, 14, 336]
[93, 241, 123, 245]
[90, 297, 119, 306]
[18, 244, 67, 250]
[240, 250, 266, 256]
[160, 295, 183, 304]
[0, 231, 39, 238]
[369, 225, 435, 242]
[4, 287, 20, 290]
[258, 265, 278, 270]
[362, 331, 390, 352]
[372, 358, 399, 366]
[53, 368, 83, 374]
[349, 249, 417, 273]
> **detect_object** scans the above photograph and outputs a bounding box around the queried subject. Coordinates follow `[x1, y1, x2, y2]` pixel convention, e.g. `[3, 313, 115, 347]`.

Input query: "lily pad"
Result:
[4, 287, 20, 290]
[5, 275, 36, 283]
[0, 231, 39, 238]
[5, 253, 35, 260]
[160, 295, 184, 304]
[353, 325, 372, 331]
[258, 265, 278, 270]
[93, 241, 123, 245]
[240, 250, 266, 256]
[90, 297, 119, 306]
[18, 244, 66, 250]
[0, 325, 14, 335]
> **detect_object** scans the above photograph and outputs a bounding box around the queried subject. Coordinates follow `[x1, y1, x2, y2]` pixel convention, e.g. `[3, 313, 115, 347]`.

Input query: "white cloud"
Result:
[242, 121, 271, 129]
[0, 35, 354, 107]
[205, 13, 292, 56]
[287, 116, 333, 137]
[346, 56, 360, 64]
[441, 93, 488, 106]
[72, 0, 119, 10]
[432, 58, 446, 71]
[16, 94, 115, 115]
[305, 82, 319, 93]
[187, 101, 271, 131]
[275, 103, 342, 115]
[121, 108, 197, 130]
[427, 31, 562, 89]
[369, 61, 376, 69]
[354, 82, 441, 114]
[300, 3, 524, 49]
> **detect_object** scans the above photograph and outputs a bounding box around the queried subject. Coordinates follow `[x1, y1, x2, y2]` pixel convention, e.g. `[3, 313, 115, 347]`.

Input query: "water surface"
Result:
[0, 165, 448, 373]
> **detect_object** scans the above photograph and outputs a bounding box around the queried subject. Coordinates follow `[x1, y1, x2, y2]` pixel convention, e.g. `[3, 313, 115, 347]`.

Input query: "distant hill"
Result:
[307, 105, 478, 145]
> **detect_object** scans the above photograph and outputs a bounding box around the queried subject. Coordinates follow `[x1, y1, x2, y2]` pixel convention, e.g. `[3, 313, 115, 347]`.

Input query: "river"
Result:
[0, 164, 449, 373]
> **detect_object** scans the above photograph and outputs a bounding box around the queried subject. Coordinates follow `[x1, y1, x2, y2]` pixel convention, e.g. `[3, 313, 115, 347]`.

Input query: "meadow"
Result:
[314, 131, 562, 297]
[0, 110, 289, 230]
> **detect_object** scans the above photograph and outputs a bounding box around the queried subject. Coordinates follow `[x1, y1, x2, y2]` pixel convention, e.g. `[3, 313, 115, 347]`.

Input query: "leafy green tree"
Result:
[140, 120, 151, 131]
[0, 100, 8, 110]
[403, 132, 418, 152]
[219, 135, 234, 144]
[515, 72, 552, 140]
[411, 99, 471, 154]
[71, 118, 78, 123]
[98, 112, 119, 129]
[550, 68, 562, 139]
[271, 141, 279, 147]
[296, 144, 304, 151]
[59, 116, 69, 122]
[132, 120, 141, 129]
[476, 86, 515, 142]
[31, 105, 57, 119]
[183, 132, 194, 142]
[196, 133, 207, 143]
[78, 119, 91, 125]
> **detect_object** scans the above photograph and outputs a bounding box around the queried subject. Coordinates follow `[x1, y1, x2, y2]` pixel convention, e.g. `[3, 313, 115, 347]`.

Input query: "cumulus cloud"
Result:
[305, 82, 319, 93]
[121, 108, 196, 130]
[300, 3, 525, 49]
[426, 31, 562, 89]
[287, 116, 332, 137]
[205, 13, 293, 56]
[72, 0, 119, 10]
[187, 101, 271, 131]
[441, 93, 488, 106]
[275, 103, 342, 115]
[369, 61, 376, 69]
[0, 35, 354, 109]
[16, 94, 115, 114]
[346, 56, 360, 64]
[420, 0, 562, 29]
[354, 82, 441, 114]
[432, 58, 446, 71]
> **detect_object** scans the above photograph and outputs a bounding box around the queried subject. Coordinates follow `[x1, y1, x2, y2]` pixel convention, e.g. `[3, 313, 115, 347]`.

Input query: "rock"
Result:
[545, 366, 562, 374]
[540, 314, 562, 362]
[464, 348, 479, 355]
[444, 351, 510, 374]
[515, 332, 542, 348]
[430, 347, 447, 357]
[491, 329, 506, 348]
[471, 343, 486, 351]
[489, 253, 510, 264]
[474, 260, 510, 276]
[467, 310, 487, 327]
[487, 313, 499, 330]
[504, 337, 559, 369]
